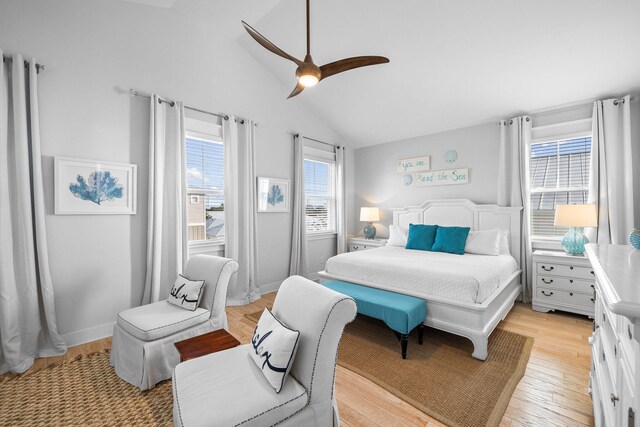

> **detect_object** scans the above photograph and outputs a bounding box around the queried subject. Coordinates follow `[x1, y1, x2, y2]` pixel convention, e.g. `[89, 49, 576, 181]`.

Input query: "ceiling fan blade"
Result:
[287, 82, 305, 99]
[241, 21, 303, 66]
[319, 56, 389, 81]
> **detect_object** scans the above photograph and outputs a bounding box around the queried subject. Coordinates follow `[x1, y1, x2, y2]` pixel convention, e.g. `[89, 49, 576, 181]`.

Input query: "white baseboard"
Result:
[61, 322, 114, 348]
[259, 280, 283, 294]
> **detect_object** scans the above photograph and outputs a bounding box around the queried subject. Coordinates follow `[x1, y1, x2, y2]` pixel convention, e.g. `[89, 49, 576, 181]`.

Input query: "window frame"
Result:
[185, 118, 225, 247]
[303, 155, 337, 236]
[527, 130, 592, 244]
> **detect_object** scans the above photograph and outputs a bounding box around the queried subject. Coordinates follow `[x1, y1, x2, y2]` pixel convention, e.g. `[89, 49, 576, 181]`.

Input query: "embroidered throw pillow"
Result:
[250, 308, 300, 393]
[167, 275, 205, 311]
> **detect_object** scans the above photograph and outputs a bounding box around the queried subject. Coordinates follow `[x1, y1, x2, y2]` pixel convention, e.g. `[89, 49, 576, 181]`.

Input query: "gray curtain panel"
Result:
[224, 117, 260, 305]
[497, 116, 533, 303]
[289, 134, 308, 276]
[0, 52, 67, 374]
[142, 95, 188, 304]
[587, 95, 636, 244]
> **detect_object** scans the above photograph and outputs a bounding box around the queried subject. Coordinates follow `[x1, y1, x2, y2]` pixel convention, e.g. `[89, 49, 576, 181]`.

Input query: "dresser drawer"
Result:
[536, 288, 595, 310]
[618, 316, 637, 380]
[536, 275, 594, 293]
[536, 262, 595, 280]
[592, 335, 617, 427]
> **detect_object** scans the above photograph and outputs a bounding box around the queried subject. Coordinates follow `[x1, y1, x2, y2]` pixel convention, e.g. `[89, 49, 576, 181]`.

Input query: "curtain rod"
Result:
[3, 55, 46, 73]
[294, 133, 342, 149]
[129, 89, 246, 124]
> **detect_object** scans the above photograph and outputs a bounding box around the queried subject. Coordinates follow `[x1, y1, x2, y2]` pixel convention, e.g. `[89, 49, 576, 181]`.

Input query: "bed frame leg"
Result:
[470, 333, 488, 361]
[418, 324, 424, 345]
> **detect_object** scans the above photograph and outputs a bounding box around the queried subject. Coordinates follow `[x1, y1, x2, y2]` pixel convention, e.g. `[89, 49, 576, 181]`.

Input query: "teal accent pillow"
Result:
[432, 226, 471, 255]
[405, 224, 438, 251]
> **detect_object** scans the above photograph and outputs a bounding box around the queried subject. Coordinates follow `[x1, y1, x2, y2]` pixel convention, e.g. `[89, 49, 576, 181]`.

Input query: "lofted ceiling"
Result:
[121, 0, 640, 148]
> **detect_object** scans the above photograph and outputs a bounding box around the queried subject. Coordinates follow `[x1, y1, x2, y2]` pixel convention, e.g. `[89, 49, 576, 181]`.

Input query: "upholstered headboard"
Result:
[392, 199, 523, 267]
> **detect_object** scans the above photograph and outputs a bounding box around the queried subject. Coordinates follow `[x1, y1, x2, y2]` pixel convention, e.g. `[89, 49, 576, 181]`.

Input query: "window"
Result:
[185, 120, 224, 243]
[529, 136, 592, 239]
[304, 158, 336, 234]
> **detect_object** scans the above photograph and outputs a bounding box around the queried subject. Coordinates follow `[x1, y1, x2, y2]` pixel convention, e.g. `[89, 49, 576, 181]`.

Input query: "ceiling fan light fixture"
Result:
[298, 74, 319, 87]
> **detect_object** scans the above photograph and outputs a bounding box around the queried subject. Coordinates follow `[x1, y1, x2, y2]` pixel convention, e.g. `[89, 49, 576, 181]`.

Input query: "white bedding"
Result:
[324, 246, 518, 304]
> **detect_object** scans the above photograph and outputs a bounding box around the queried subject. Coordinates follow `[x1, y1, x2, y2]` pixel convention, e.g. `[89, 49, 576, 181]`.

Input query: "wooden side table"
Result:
[174, 329, 240, 362]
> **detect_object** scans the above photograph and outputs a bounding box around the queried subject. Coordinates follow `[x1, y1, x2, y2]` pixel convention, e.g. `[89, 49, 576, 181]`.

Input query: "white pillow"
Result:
[386, 225, 408, 247]
[498, 230, 511, 255]
[167, 275, 205, 311]
[250, 308, 300, 393]
[464, 229, 500, 256]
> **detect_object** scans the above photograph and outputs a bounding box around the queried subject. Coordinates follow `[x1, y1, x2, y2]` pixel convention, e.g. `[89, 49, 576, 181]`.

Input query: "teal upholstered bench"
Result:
[321, 280, 426, 359]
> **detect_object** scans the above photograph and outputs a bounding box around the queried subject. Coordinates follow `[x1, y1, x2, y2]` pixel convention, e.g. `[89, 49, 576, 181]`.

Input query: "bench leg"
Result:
[400, 334, 408, 359]
[418, 324, 424, 345]
[393, 331, 409, 359]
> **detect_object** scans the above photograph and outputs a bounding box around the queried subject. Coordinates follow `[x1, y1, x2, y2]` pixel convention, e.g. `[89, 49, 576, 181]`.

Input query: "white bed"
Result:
[318, 199, 523, 361]
[325, 246, 517, 304]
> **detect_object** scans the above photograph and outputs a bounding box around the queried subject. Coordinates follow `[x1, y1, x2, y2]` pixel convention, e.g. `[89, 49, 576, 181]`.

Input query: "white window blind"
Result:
[304, 158, 336, 234]
[529, 136, 592, 238]
[185, 133, 224, 242]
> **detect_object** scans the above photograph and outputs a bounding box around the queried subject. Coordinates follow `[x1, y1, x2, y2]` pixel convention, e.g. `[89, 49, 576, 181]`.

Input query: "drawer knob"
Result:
[541, 290, 554, 297]
[590, 284, 595, 289]
[569, 292, 574, 296]
[629, 325, 633, 340]
[541, 265, 554, 271]
[542, 278, 553, 284]
[610, 393, 619, 406]
[591, 270, 595, 275]
[602, 351, 606, 362]
[591, 298, 595, 303]
[570, 266, 574, 270]
[569, 279, 573, 283]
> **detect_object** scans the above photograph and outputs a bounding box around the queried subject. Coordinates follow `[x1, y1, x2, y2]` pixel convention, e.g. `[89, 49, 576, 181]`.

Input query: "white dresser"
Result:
[586, 244, 640, 427]
[348, 237, 386, 252]
[532, 250, 596, 317]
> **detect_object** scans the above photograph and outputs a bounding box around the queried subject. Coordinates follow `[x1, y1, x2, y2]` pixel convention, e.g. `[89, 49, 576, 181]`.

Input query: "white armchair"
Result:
[172, 275, 357, 427]
[110, 255, 238, 390]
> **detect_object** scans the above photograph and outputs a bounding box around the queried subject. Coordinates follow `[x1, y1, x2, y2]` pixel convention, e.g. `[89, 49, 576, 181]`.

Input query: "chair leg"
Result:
[418, 324, 424, 345]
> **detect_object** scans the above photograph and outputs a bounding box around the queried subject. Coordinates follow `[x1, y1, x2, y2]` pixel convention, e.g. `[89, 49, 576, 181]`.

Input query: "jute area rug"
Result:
[0, 351, 173, 426]
[247, 310, 533, 427]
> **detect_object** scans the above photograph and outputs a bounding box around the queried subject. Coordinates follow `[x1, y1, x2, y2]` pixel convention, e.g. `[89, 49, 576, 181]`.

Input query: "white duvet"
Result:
[324, 246, 518, 304]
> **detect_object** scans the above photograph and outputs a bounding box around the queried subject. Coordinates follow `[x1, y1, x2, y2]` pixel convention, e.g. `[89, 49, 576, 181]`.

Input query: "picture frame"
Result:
[257, 177, 290, 213]
[55, 156, 137, 215]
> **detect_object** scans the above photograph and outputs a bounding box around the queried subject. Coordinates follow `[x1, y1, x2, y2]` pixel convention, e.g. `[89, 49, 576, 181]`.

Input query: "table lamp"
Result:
[360, 207, 380, 239]
[554, 204, 597, 255]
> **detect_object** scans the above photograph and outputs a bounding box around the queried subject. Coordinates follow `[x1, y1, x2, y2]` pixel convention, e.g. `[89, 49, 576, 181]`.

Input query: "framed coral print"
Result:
[257, 177, 290, 213]
[55, 157, 137, 215]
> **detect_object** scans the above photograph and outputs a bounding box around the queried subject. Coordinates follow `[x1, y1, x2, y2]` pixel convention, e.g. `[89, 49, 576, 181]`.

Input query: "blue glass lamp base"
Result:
[561, 227, 589, 255]
[363, 222, 377, 239]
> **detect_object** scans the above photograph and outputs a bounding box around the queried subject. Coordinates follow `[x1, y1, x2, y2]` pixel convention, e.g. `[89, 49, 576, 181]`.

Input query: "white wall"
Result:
[0, 0, 344, 344]
[354, 122, 500, 237]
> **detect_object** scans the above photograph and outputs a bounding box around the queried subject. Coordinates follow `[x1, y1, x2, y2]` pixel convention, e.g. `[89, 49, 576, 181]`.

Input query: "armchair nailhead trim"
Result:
[235, 390, 307, 426]
[306, 297, 356, 404]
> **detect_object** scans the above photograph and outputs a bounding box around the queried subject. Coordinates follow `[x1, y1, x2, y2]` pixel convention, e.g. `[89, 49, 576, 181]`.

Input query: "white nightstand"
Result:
[532, 250, 595, 317]
[349, 237, 387, 252]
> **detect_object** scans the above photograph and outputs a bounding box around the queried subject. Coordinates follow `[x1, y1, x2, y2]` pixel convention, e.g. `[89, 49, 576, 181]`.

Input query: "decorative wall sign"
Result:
[444, 150, 458, 163]
[257, 177, 290, 212]
[396, 156, 430, 173]
[415, 168, 469, 187]
[403, 174, 413, 186]
[55, 157, 137, 215]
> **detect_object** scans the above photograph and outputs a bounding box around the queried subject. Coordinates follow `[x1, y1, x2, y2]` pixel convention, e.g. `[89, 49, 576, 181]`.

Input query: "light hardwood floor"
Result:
[4, 296, 594, 427]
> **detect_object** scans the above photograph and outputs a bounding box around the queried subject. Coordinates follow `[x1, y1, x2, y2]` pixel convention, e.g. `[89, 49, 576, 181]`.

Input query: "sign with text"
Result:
[415, 168, 469, 187]
[396, 156, 430, 173]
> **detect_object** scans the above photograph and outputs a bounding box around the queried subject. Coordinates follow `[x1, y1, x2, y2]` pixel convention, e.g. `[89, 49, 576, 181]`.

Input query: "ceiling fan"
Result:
[241, 0, 389, 99]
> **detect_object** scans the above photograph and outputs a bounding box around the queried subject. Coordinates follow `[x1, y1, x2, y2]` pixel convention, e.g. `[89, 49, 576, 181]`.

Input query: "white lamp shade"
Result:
[554, 204, 597, 227]
[360, 207, 380, 222]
